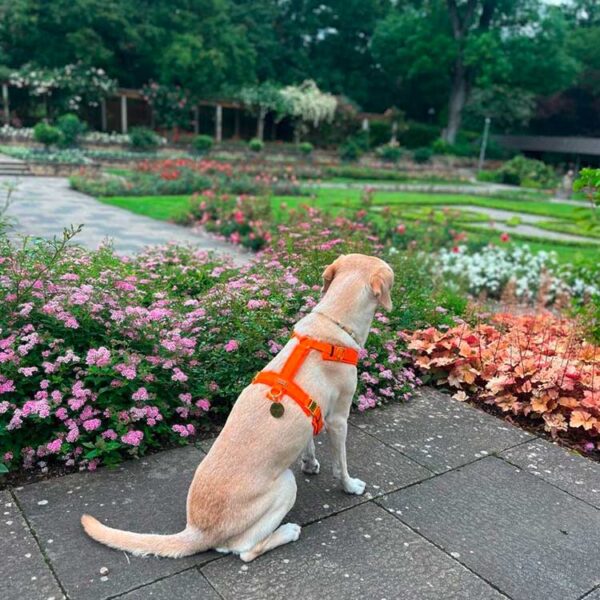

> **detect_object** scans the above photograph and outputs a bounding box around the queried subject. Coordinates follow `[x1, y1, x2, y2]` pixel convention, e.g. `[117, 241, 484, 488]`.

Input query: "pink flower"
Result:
[86, 347, 111, 367]
[83, 418, 101, 432]
[132, 387, 149, 401]
[66, 426, 80, 443]
[500, 232, 510, 243]
[0, 379, 15, 394]
[179, 393, 192, 404]
[47, 439, 62, 453]
[121, 430, 144, 446]
[102, 429, 117, 440]
[3, 451, 13, 462]
[115, 363, 137, 380]
[171, 368, 188, 382]
[224, 339, 239, 352]
[196, 399, 210, 411]
[172, 424, 195, 438]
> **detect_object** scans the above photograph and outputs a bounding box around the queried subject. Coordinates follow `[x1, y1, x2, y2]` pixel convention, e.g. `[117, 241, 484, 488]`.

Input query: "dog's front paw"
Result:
[301, 458, 320, 475]
[343, 477, 366, 495]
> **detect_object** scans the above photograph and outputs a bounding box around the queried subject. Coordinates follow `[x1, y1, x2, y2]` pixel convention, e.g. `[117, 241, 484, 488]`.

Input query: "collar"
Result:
[313, 310, 362, 348]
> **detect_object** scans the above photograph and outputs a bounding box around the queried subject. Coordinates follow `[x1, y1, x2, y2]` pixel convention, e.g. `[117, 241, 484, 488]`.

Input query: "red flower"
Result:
[500, 232, 510, 242]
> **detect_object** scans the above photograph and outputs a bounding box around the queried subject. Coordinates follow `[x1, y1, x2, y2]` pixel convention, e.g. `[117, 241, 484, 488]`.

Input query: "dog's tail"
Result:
[81, 514, 209, 558]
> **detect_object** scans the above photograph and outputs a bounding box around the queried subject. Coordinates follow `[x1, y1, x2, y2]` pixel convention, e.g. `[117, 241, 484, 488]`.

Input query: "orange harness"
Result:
[252, 332, 359, 435]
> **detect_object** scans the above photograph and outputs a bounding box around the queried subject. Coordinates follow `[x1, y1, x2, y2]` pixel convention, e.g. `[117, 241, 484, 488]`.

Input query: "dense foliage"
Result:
[409, 313, 600, 450]
[0, 0, 597, 138]
[0, 208, 463, 474]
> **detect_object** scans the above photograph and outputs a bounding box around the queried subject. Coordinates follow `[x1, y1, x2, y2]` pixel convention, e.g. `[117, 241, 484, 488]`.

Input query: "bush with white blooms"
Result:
[438, 244, 599, 302]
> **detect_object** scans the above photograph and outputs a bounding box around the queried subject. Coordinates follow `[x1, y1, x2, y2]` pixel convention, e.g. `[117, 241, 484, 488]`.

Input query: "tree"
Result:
[239, 82, 287, 140]
[280, 80, 337, 142]
[0, 0, 255, 95]
[373, 0, 580, 142]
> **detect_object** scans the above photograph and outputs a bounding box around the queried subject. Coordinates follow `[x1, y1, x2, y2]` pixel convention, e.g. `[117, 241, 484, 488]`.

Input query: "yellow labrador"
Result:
[82, 253, 393, 562]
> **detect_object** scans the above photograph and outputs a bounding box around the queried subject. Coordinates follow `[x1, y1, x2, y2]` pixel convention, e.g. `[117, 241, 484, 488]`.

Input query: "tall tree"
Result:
[373, 0, 580, 142]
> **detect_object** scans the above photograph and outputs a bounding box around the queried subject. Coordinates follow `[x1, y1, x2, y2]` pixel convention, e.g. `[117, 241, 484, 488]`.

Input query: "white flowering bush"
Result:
[0, 128, 166, 148]
[438, 245, 599, 302]
[0, 125, 34, 141]
[280, 80, 337, 127]
[9, 63, 116, 111]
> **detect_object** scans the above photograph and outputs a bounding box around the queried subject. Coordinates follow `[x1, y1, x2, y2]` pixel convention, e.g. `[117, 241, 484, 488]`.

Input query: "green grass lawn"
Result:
[99, 195, 193, 221]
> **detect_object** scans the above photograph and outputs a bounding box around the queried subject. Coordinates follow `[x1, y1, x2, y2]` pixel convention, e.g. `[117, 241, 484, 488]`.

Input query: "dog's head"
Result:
[322, 254, 394, 311]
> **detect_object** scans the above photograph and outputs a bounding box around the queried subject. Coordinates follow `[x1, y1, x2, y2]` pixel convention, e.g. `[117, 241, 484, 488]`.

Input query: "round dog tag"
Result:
[270, 403, 284, 418]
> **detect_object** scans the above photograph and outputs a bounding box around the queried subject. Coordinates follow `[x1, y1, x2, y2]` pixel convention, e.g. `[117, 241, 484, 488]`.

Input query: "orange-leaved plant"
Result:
[408, 313, 600, 443]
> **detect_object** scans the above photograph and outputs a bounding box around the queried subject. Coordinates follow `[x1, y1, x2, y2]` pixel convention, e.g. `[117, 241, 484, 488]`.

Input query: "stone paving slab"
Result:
[201, 502, 506, 600]
[13, 446, 219, 600]
[350, 388, 532, 473]
[502, 439, 600, 509]
[287, 425, 431, 524]
[0, 489, 65, 600]
[198, 424, 431, 526]
[379, 456, 600, 600]
[1, 175, 248, 262]
[112, 569, 220, 599]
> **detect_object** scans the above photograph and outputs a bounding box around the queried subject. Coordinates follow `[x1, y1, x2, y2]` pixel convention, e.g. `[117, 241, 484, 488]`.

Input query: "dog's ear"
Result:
[370, 268, 393, 311]
[321, 255, 345, 295]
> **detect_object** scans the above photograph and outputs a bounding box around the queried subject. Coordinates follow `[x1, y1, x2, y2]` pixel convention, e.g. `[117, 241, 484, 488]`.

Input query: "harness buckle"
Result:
[333, 346, 346, 361]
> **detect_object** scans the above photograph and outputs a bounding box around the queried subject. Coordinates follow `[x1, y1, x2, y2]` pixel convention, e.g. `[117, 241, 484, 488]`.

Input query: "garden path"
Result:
[442, 205, 600, 244]
[0, 175, 250, 263]
[4, 387, 600, 600]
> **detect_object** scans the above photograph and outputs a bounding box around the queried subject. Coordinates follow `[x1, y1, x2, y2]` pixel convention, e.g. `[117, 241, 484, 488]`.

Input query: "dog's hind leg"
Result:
[301, 437, 320, 474]
[227, 469, 300, 562]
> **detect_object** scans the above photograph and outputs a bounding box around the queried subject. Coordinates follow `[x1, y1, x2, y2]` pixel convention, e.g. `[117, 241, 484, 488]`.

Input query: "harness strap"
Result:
[252, 331, 359, 435]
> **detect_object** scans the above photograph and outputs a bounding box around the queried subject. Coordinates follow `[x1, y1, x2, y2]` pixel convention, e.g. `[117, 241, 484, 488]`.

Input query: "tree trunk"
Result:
[257, 107, 266, 141]
[444, 57, 468, 144]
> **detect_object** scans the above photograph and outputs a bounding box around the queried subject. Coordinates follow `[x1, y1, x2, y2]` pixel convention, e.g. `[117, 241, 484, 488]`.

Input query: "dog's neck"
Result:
[312, 281, 377, 347]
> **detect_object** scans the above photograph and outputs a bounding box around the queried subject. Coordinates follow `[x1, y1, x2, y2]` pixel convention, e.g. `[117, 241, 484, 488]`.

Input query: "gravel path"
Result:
[1, 175, 249, 262]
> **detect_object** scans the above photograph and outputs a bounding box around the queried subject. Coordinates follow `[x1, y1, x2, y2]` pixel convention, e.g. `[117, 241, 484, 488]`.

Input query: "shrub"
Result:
[437, 244, 599, 303]
[298, 142, 314, 156]
[400, 121, 440, 149]
[33, 123, 63, 149]
[0, 208, 460, 474]
[368, 121, 392, 148]
[70, 159, 307, 197]
[413, 147, 433, 164]
[185, 191, 272, 251]
[376, 144, 403, 163]
[129, 127, 160, 151]
[192, 135, 214, 154]
[248, 138, 264, 153]
[57, 114, 86, 148]
[339, 140, 362, 162]
[497, 156, 558, 189]
[409, 313, 600, 448]
[476, 169, 503, 184]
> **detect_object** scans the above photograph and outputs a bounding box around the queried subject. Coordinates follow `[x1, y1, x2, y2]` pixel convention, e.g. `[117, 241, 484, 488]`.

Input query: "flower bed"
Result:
[438, 245, 600, 304]
[182, 191, 272, 250]
[0, 208, 462, 475]
[70, 159, 307, 197]
[409, 313, 600, 451]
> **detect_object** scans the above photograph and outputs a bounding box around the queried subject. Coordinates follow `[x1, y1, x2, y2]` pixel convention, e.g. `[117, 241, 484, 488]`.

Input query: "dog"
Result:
[81, 253, 394, 562]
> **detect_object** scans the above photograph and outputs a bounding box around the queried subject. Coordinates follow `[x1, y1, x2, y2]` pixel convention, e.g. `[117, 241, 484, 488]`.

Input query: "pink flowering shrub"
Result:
[0, 208, 463, 474]
[183, 191, 272, 251]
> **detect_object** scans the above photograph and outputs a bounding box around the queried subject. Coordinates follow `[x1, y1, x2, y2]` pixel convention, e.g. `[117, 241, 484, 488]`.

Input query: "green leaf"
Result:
[0, 463, 9, 474]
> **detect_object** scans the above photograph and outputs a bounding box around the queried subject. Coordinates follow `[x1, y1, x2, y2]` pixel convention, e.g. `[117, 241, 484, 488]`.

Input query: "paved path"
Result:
[3, 387, 600, 600]
[442, 205, 600, 244]
[0, 176, 248, 262]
